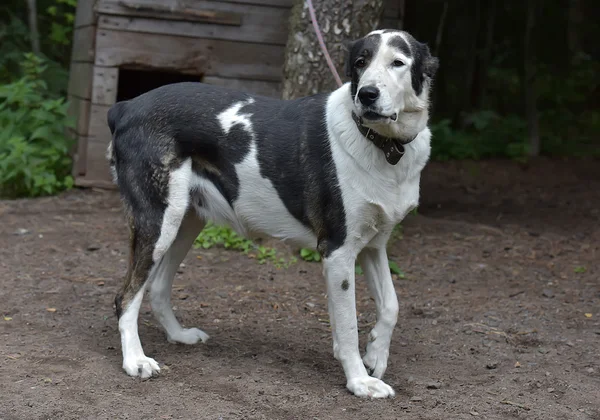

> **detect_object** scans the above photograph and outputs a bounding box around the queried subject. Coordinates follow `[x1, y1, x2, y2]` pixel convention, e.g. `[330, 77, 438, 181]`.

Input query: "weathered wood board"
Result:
[95, 30, 285, 81]
[70, 25, 97, 62]
[74, 0, 97, 28]
[67, 62, 95, 99]
[92, 66, 119, 105]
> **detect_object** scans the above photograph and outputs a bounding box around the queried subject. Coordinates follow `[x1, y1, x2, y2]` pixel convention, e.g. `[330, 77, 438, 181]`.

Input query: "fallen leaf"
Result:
[514, 361, 521, 368]
[3, 316, 12, 321]
[585, 313, 592, 318]
[46, 308, 57, 313]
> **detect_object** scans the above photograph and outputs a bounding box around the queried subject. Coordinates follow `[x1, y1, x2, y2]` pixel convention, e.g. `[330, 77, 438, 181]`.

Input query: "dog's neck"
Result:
[352, 106, 430, 165]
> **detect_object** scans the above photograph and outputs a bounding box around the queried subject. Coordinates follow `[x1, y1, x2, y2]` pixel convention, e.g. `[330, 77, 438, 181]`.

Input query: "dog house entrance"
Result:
[116, 68, 203, 102]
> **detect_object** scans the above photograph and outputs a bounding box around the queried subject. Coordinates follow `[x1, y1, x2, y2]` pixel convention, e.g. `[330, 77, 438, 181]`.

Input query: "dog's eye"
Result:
[355, 58, 366, 68]
[392, 60, 405, 67]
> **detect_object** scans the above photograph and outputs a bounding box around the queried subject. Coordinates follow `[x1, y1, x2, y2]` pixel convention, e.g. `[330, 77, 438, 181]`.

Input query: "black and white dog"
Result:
[106, 29, 438, 398]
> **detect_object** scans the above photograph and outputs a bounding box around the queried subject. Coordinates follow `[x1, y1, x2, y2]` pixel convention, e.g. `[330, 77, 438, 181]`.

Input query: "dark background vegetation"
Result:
[0, 0, 598, 198]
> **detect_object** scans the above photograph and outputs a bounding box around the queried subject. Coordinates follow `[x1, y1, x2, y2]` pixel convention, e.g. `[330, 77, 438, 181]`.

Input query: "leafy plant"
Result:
[0, 53, 75, 198]
[300, 247, 321, 262]
[193, 222, 296, 268]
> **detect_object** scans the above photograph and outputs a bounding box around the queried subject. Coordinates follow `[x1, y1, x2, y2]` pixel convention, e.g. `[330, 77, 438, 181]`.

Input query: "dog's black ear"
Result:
[344, 40, 357, 78]
[422, 44, 439, 79]
[410, 41, 439, 95]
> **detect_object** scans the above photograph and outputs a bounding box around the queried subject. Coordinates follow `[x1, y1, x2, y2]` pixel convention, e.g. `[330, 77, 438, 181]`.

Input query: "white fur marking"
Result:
[120, 283, 160, 379]
[217, 98, 256, 138]
[150, 216, 209, 345]
[358, 246, 399, 379]
[153, 159, 192, 262]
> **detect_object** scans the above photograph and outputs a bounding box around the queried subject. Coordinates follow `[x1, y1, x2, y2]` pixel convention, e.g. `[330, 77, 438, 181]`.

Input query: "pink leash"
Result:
[305, 0, 344, 88]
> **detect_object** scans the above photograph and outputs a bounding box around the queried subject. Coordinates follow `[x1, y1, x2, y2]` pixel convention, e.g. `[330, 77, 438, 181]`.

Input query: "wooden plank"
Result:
[75, 177, 118, 189]
[67, 95, 92, 136]
[67, 62, 94, 99]
[70, 25, 96, 62]
[72, 134, 89, 177]
[96, 0, 294, 9]
[97, 2, 289, 45]
[75, 0, 97, 28]
[83, 103, 113, 184]
[203, 76, 281, 98]
[95, 30, 285, 81]
[97, 0, 242, 26]
[67, 95, 92, 175]
[92, 66, 119, 105]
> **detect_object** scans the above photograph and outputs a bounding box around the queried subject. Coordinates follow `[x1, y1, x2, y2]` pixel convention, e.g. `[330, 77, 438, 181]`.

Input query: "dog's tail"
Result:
[105, 101, 127, 184]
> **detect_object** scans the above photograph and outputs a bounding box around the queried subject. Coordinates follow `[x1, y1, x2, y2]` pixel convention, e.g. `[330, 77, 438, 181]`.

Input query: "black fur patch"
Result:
[403, 33, 439, 96]
[345, 34, 382, 99]
[387, 35, 412, 57]
[114, 292, 123, 319]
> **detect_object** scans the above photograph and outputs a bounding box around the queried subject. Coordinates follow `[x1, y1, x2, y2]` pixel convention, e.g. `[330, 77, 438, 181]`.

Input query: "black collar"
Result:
[351, 112, 416, 165]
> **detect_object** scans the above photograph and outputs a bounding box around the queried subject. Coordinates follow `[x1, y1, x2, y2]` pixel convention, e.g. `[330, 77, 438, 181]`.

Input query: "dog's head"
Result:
[345, 30, 439, 124]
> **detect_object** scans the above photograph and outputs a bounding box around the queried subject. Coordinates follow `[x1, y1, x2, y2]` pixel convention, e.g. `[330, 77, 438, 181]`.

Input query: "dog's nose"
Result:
[357, 86, 380, 106]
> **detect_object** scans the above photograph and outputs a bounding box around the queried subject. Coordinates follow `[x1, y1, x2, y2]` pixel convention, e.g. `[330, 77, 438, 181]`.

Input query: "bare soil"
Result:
[1, 158, 599, 420]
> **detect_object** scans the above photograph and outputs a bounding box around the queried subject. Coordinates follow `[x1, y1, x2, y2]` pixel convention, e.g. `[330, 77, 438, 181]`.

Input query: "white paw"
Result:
[362, 342, 389, 379]
[123, 356, 160, 379]
[347, 376, 395, 398]
[167, 327, 210, 345]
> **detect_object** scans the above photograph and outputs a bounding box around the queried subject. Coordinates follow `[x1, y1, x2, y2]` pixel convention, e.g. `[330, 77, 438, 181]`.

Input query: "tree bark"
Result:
[26, 0, 41, 55]
[397, 0, 405, 30]
[433, 0, 448, 57]
[471, 0, 496, 110]
[567, 0, 583, 62]
[282, 0, 384, 100]
[524, 0, 540, 157]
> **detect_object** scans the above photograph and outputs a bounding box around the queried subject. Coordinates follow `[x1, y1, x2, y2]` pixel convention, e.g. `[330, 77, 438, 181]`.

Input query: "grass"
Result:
[194, 218, 409, 278]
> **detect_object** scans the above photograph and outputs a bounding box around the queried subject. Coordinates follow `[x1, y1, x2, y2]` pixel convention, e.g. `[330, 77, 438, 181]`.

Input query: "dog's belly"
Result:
[191, 144, 317, 249]
[233, 147, 317, 248]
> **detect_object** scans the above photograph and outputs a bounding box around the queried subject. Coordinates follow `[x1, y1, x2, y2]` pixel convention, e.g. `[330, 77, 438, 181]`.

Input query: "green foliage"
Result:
[193, 222, 297, 268]
[0, 53, 75, 198]
[430, 112, 528, 161]
[574, 266, 586, 274]
[300, 247, 321, 262]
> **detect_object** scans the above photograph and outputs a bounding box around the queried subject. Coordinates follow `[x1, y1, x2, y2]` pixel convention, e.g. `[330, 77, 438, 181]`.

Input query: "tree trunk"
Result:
[282, 0, 384, 100]
[457, 0, 481, 127]
[567, 0, 583, 62]
[524, 0, 540, 157]
[26, 0, 41, 55]
[471, 0, 496, 110]
[433, 0, 448, 57]
[397, 0, 405, 30]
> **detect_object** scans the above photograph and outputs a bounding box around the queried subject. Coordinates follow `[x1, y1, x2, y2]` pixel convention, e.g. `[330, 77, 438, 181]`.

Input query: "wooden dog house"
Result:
[67, 0, 402, 188]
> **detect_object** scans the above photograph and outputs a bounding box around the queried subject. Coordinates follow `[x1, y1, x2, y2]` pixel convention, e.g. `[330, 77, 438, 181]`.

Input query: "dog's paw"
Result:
[347, 376, 395, 398]
[167, 327, 209, 345]
[123, 356, 160, 379]
[362, 330, 390, 379]
[362, 344, 389, 379]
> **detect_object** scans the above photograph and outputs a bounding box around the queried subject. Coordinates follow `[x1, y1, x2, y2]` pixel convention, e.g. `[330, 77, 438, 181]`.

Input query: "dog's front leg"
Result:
[358, 246, 399, 379]
[323, 248, 395, 398]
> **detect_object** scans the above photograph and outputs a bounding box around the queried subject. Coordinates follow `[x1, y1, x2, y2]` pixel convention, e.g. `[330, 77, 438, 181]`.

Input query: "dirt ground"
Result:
[1, 158, 599, 420]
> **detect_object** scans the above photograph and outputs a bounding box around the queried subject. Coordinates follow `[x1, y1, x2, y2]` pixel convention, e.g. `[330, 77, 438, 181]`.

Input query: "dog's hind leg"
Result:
[116, 158, 193, 378]
[149, 212, 209, 345]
